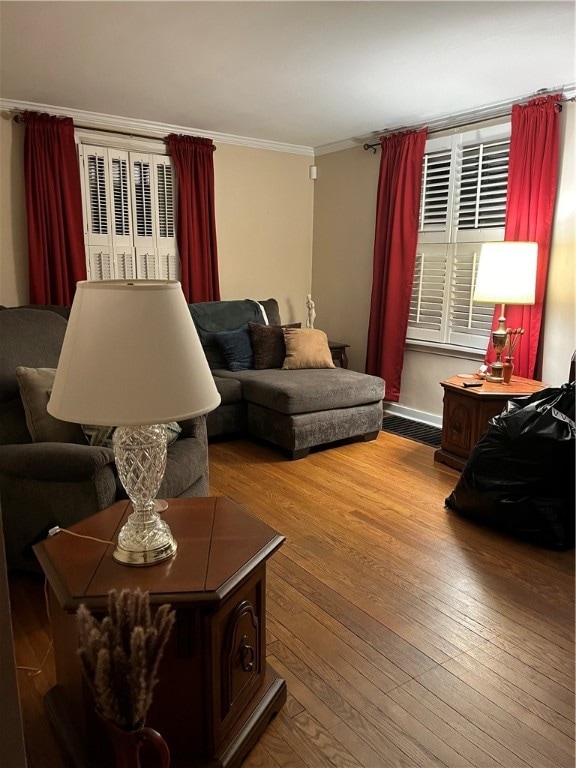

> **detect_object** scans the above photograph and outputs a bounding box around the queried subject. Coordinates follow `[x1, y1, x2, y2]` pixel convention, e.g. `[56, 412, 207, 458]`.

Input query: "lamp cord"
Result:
[16, 529, 115, 677]
[16, 578, 53, 676]
[48, 526, 115, 545]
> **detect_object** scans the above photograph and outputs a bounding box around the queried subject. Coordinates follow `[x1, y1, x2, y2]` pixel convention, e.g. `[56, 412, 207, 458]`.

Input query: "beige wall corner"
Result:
[0, 117, 28, 305]
[542, 102, 576, 386]
[214, 144, 313, 325]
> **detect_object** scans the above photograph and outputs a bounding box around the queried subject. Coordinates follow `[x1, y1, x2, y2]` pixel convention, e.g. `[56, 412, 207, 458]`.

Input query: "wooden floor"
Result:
[10, 432, 575, 768]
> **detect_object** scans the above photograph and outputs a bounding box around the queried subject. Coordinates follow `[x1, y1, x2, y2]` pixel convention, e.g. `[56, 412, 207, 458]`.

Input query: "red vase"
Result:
[502, 357, 514, 385]
[100, 716, 171, 768]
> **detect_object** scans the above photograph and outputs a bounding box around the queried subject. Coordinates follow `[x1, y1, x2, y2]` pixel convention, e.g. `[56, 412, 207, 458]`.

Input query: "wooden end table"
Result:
[33, 496, 286, 768]
[328, 341, 350, 368]
[434, 374, 546, 471]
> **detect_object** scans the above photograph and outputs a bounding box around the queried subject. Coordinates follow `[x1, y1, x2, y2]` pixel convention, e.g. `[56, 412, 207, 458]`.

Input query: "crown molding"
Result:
[314, 137, 363, 156]
[0, 99, 315, 157]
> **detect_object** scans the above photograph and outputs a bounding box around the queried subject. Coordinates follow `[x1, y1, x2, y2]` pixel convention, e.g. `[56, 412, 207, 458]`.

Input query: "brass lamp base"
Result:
[113, 536, 177, 566]
[486, 362, 504, 383]
[113, 503, 178, 566]
[488, 306, 508, 384]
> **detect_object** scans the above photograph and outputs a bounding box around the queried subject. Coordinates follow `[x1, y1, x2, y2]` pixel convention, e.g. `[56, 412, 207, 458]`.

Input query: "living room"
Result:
[1, 2, 574, 767]
[1, 2, 574, 412]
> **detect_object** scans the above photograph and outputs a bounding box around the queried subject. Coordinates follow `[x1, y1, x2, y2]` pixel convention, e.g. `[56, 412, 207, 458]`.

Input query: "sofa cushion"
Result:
[213, 376, 244, 405]
[214, 368, 385, 415]
[15, 367, 87, 444]
[249, 322, 301, 369]
[189, 299, 266, 369]
[257, 298, 282, 326]
[214, 325, 253, 371]
[282, 328, 335, 370]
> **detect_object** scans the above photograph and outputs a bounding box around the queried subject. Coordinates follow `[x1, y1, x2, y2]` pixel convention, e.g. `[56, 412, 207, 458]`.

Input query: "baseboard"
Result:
[382, 403, 442, 429]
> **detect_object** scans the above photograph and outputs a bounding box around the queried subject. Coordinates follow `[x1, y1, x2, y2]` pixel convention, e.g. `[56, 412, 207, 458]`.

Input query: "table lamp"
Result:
[47, 280, 221, 566]
[473, 242, 537, 382]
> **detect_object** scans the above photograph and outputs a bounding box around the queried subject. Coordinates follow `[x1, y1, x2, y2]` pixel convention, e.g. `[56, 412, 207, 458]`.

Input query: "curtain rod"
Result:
[12, 113, 214, 145]
[362, 89, 575, 153]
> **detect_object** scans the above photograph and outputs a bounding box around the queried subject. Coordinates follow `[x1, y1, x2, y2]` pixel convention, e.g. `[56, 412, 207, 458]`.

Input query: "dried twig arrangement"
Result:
[505, 327, 525, 357]
[76, 589, 175, 731]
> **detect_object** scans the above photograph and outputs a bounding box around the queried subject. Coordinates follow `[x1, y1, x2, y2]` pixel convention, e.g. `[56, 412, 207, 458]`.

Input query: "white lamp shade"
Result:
[473, 242, 538, 305]
[48, 281, 221, 426]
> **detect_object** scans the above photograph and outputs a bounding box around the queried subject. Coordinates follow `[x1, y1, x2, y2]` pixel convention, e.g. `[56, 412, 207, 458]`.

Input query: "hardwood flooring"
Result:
[9, 432, 575, 768]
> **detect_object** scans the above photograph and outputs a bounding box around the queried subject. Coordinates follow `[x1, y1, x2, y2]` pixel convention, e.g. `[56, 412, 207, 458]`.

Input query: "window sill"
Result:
[405, 339, 486, 361]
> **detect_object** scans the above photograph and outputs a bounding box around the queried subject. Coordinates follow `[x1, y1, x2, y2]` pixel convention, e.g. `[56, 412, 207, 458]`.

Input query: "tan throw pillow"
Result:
[15, 366, 87, 444]
[282, 328, 336, 370]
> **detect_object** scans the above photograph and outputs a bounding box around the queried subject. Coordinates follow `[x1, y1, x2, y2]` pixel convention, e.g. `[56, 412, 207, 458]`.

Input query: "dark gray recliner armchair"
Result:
[0, 307, 209, 572]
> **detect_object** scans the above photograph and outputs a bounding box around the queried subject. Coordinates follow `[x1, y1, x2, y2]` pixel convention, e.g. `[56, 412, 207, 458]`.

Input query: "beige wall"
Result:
[311, 146, 378, 369]
[0, 118, 28, 304]
[0, 118, 314, 325]
[541, 103, 576, 386]
[313, 104, 576, 422]
[214, 143, 313, 325]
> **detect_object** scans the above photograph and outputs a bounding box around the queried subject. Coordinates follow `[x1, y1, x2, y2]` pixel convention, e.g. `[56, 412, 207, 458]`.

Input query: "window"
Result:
[78, 144, 179, 281]
[407, 123, 511, 351]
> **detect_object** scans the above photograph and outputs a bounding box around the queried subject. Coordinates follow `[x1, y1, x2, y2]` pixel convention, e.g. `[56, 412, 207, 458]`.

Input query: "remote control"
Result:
[462, 381, 484, 388]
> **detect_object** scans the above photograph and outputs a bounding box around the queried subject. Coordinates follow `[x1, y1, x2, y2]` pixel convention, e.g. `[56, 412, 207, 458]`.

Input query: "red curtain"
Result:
[23, 112, 86, 305]
[365, 129, 427, 402]
[489, 94, 561, 379]
[166, 135, 220, 302]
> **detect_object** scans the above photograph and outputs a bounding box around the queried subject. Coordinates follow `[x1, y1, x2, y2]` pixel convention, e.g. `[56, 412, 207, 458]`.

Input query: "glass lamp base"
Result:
[112, 424, 176, 567]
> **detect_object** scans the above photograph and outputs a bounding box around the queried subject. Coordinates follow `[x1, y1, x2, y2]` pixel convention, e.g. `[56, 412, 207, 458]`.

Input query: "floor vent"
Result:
[381, 415, 442, 449]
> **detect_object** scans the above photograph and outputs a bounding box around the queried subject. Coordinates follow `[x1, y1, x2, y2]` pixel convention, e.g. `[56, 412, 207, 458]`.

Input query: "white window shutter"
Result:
[154, 159, 176, 242]
[78, 141, 179, 283]
[408, 244, 448, 342]
[108, 150, 132, 246]
[448, 243, 494, 348]
[113, 248, 137, 280]
[81, 145, 110, 247]
[419, 149, 452, 237]
[136, 249, 158, 279]
[87, 247, 114, 281]
[157, 249, 180, 280]
[407, 122, 510, 351]
[130, 154, 154, 248]
[418, 135, 454, 243]
[454, 128, 510, 243]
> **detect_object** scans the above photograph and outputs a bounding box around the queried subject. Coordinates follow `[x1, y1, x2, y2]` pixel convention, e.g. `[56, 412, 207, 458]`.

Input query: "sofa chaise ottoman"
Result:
[190, 298, 385, 459]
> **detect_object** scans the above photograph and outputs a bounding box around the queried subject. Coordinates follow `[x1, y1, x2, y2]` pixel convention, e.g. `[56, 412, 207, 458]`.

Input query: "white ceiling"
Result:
[1, 1, 574, 150]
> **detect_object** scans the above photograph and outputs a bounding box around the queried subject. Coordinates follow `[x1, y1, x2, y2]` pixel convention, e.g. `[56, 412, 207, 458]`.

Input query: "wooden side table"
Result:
[33, 496, 286, 768]
[434, 374, 546, 471]
[328, 341, 350, 368]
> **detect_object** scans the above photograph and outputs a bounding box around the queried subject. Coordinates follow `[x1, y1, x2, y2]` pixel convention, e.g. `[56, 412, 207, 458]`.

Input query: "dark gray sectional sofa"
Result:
[191, 298, 385, 458]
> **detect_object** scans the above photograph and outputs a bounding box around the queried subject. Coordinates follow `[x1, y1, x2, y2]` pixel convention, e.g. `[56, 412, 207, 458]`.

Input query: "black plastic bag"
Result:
[446, 382, 575, 549]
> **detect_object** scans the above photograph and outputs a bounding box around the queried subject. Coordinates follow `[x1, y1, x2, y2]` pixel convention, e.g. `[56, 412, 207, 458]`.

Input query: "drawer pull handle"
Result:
[240, 635, 255, 672]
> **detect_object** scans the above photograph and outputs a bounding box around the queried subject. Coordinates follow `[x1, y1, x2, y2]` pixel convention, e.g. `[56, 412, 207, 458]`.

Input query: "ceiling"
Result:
[1, 1, 574, 150]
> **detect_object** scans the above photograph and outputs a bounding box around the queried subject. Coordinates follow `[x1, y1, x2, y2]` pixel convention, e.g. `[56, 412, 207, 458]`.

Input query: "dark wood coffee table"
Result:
[33, 496, 286, 768]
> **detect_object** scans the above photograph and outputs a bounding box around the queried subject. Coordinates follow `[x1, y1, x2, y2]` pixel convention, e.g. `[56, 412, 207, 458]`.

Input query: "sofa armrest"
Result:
[0, 443, 115, 482]
[177, 414, 208, 444]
